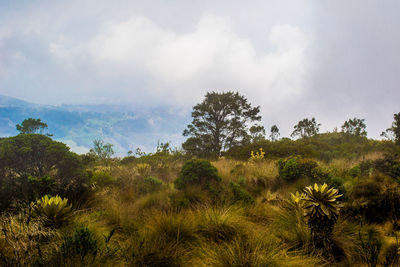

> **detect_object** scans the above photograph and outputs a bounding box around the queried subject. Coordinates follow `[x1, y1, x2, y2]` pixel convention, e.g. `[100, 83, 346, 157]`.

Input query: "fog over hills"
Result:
[0, 95, 189, 155]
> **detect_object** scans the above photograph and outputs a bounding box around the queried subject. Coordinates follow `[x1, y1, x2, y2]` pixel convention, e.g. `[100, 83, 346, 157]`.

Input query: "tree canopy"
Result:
[182, 91, 264, 157]
[381, 112, 400, 145]
[341, 117, 367, 137]
[291, 118, 321, 139]
[16, 118, 49, 134]
[269, 125, 280, 141]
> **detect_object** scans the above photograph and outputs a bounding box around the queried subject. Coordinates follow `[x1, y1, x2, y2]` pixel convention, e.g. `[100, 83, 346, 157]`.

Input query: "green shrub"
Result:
[278, 156, 318, 182]
[0, 134, 90, 212]
[34, 195, 72, 226]
[229, 181, 255, 205]
[174, 159, 221, 191]
[136, 177, 163, 195]
[90, 170, 114, 186]
[28, 175, 57, 199]
[61, 227, 98, 264]
[348, 165, 362, 178]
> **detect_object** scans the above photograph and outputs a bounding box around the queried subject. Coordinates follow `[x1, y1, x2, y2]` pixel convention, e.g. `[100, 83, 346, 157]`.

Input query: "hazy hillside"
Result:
[0, 95, 189, 155]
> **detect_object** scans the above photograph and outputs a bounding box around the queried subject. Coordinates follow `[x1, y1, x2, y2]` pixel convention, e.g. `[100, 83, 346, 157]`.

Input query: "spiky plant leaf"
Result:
[34, 195, 72, 226]
[303, 183, 342, 221]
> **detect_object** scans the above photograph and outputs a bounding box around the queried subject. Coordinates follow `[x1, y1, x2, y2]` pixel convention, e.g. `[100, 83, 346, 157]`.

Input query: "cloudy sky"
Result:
[0, 0, 399, 138]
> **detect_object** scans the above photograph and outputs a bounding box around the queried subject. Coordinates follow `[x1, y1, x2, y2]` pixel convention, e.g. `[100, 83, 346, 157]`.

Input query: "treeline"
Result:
[181, 91, 400, 160]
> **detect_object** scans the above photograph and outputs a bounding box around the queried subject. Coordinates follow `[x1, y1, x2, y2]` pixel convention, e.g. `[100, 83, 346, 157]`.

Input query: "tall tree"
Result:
[16, 118, 48, 134]
[291, 117, 321, 139]
[249, 125, 266, 142]
[381, 112, 400, 145]
[182, 91, 263, 157]
[269, 125, 280, 141]
[341, 117, 367, 137]
[89, 139, 115, 161]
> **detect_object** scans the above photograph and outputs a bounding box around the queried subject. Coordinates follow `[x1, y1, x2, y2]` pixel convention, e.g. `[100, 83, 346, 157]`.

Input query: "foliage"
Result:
[382, 242, 400, 267]
[229, 181, 255, 205]
[269, 124, 280, 141]
[341, 117, 367, 137]
[381, 112, 400, 145]
[373, 153, 400, 179]
[15, 118, 49, 134]
[0, 134, 90, 211]
[301, 183, 342, 260]
[174, 159, 221, 191]
[136, 163, 151, 176]
[182, 91, 264, 157]
[88, 139, 115, 162]
[347, 180, 400, 223]
[89, 170, 114, 186]
[278, 156, 318, 182]
[0, 210, 56, 266]
[226, 132, 396, 161]
[197, 207, 244, 243]
[291, 117, 321, 139]
[60, 227, 98, 264]
[34, 195, 72, 226]
[136, 177, 163, 196]
[357, 226, 382, 267]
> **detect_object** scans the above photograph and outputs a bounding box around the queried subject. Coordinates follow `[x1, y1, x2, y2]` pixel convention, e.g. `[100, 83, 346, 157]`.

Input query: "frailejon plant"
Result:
[34, 195, 72, 226]
[249, 148, 265, 162]
[302, 183, 342, 259]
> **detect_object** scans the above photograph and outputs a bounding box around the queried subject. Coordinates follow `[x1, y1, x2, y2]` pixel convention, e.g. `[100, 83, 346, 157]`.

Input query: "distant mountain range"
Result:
[0, 95, 190, 155]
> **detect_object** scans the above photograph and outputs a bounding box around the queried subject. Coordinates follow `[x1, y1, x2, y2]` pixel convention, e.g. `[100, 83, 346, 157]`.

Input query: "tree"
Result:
[381, 112, 400, 145]
[16, 118, 48, 134]
[249, 125, 266, 142]
[182, 91, 263, 157]
[341, 117, 367, 137]
[0, 134, 89, 211]
[89, 139, 115, 161]
[269, 125, 280, 141]
[291, 117, 321, 139]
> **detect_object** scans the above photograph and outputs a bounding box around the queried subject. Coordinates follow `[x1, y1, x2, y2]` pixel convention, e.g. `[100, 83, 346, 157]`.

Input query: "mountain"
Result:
[0, 95, 190, 155]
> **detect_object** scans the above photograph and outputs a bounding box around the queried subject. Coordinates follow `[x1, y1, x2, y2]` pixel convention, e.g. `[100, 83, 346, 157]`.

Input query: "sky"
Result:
[0, 0, 399, 139]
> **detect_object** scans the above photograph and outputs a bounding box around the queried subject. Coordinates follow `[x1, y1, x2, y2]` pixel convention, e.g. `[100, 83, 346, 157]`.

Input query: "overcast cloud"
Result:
[0, 0, 399, 138]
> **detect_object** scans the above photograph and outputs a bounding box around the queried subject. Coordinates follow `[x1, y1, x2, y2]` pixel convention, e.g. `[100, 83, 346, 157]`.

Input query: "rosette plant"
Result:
[302, 183, 342, 257]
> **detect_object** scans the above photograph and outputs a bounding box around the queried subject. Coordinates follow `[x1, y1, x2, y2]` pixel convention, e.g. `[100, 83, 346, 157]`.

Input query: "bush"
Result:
[347, 180, 400, 223]
[174, 159, 221, 191]
[136, 177, 163, 196]
[229, 182, 255, 205]
[0, 134, 90, 211]
[90, 170, 114, 186]
[60, 227, 98, 264]
[34, 195, 72, 227]
[374, 153, 400, 178]
[278, 156, 318, 182]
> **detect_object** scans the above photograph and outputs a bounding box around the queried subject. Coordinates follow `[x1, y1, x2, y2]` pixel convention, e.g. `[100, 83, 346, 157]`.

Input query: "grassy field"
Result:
[2, 147, 400, 266]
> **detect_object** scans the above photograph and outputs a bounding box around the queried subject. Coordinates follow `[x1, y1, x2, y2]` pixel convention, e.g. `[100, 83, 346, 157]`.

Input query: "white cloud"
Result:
[49, 14, 310, 107]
